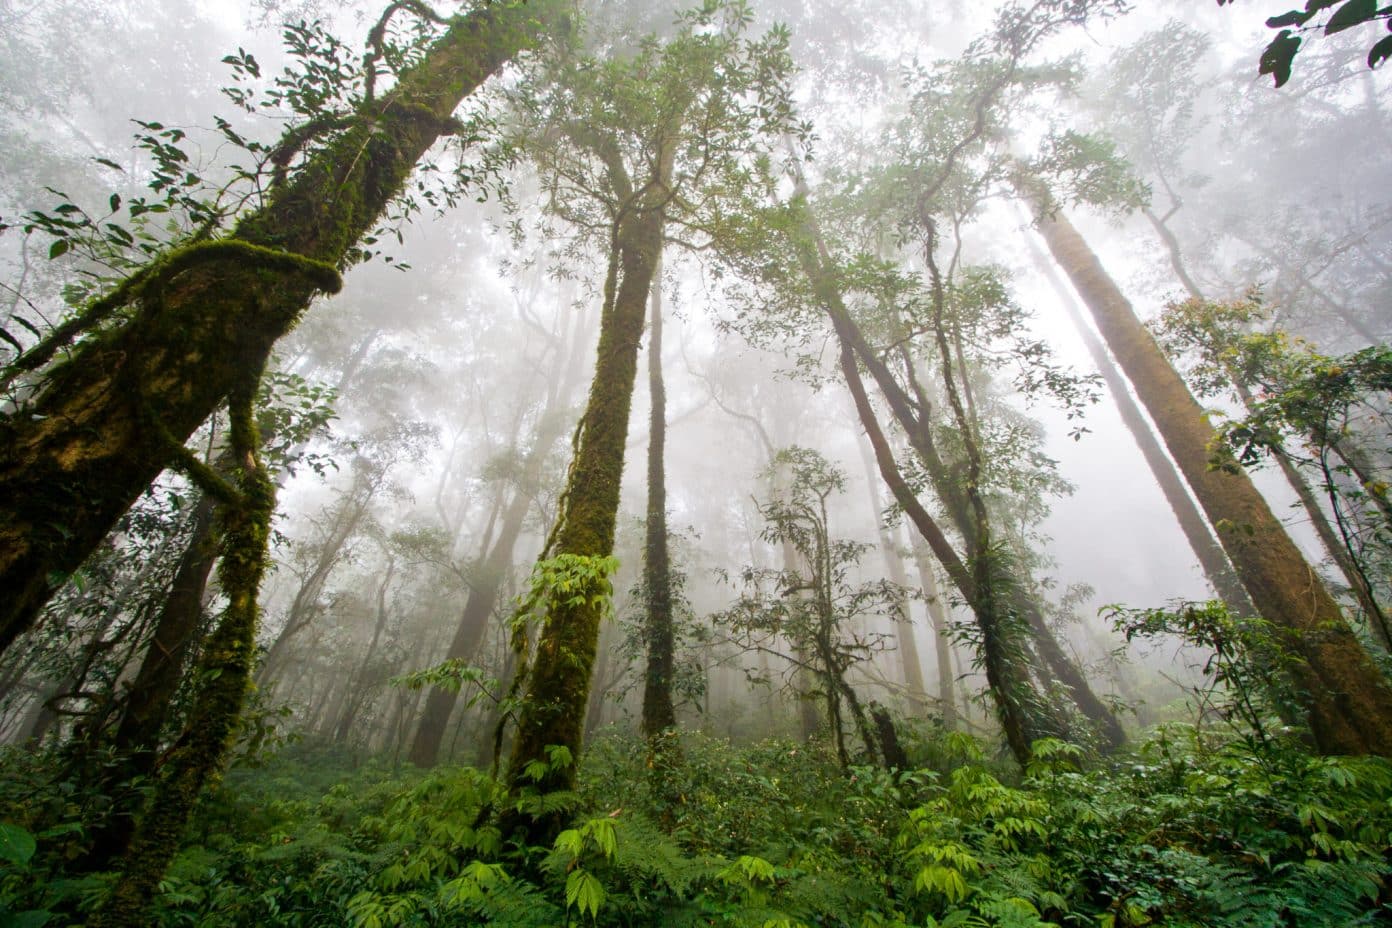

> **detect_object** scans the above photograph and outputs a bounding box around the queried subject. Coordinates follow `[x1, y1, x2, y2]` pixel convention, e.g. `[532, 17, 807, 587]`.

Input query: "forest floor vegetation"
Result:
[2, 720, 1390, 927]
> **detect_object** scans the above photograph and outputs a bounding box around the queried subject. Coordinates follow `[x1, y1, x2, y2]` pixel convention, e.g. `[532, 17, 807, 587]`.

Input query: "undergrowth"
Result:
[2, 724, 1390, 926]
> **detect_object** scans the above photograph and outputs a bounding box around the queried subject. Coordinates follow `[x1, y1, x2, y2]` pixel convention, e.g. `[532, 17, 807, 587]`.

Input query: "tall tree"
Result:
[498, 1, 798, 839]
[1032, 205, 1392, 755]
[641, 260, 678, 740]
[1021, 222, 1254, 615]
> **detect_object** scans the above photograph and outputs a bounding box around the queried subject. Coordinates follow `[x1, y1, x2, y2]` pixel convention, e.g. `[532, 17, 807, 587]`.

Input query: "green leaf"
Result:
[109, 193, 121, 213]
[0, 821, 37, 867]
[1259, 30, 1302, 87]
[1326, 0, 1377, 34]
[47, 238, 69, 260]
[565, 868, 605, 919]
[1267, 9, 1316, 27]
[1369, 34, 1392, 67]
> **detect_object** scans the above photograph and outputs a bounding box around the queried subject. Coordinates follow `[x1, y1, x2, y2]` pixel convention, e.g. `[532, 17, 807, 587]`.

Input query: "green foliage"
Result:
[4, 719, 1389, 926]
[1217, 0, 1392, 86]
[515, 554, 622, 632]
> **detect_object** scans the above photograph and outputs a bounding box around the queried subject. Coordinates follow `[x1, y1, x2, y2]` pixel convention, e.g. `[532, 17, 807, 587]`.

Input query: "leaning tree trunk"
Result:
[1136, 208, 1376, 622]
[641, 261, 678, 740]
[0, 0, 560, 657]
[1036, 208, 1392, 756]
[1023, 223, 1253, 616]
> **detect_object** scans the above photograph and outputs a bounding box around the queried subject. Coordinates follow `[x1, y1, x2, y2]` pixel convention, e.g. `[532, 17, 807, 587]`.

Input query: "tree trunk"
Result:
[853, 430, 929, 710]
[1036, 208, 1392, 755]
[641, 261, 678, 739]
[502, 202, 664, 833]
[1025, 223, 1253, 615]
[0, 0, 560, 657]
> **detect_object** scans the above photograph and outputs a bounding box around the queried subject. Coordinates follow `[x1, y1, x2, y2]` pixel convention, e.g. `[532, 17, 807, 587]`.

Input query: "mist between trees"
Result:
[0, 0, 1390, 925]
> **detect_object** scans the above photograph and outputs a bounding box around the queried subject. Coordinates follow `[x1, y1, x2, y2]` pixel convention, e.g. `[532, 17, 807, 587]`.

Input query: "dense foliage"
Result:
[3, 719, 1390, 927]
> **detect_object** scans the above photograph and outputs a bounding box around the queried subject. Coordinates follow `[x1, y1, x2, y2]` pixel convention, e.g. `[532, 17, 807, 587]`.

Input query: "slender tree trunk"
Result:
[0, 0, 560, 656]
[641, 261, 678, 739]
[1036, 208, 1392, 755]
[853, 430, 928, 710]
[912, 542, 959, 730]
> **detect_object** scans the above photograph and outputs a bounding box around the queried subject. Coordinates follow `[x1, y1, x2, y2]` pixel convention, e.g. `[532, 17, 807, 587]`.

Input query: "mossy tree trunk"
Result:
[91, 380, 275, 928]
[501, 201, 665, 836]
[1036, 208, 1392, 755]
[0, 0, 559, 657]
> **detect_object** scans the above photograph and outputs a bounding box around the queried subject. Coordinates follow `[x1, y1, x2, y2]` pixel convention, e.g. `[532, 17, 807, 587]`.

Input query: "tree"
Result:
[0, 0, 563, 655]
[1031, 204, 1392, 755]
[717, 447, 901, 769]
[496, 0, 798, 840]
[641, 260, 678, 741]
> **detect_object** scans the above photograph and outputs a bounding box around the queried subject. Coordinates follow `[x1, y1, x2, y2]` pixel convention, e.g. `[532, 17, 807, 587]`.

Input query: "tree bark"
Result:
[1036, 208, 1392, 755]
[0, 0, 560, 656]
[641, 260, 678, 739]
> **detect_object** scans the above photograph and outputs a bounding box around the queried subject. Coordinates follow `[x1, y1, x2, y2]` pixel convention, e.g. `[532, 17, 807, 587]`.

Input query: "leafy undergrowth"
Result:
[3, 725, 1391, 927]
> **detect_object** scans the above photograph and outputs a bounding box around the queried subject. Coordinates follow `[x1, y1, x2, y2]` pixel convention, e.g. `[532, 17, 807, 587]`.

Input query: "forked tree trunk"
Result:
[0, 0, 560, 656]
[1036, 208, 1392, 755]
